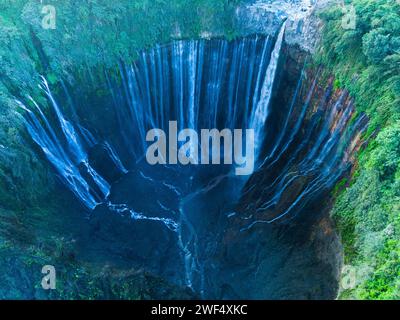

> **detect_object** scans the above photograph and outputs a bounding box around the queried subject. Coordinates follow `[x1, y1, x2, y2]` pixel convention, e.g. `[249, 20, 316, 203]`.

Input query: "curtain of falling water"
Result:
[18, 33, 282, 210]
[17, 29, 368, 295]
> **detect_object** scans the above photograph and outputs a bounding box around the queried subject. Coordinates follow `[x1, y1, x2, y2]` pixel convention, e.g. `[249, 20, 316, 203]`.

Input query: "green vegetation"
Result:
[316, 0, 400, 299]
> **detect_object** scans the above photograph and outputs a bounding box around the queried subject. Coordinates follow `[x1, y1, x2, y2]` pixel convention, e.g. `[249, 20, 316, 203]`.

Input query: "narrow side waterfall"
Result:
[18, 32, 367, 299]
[250, 22, 286, 155]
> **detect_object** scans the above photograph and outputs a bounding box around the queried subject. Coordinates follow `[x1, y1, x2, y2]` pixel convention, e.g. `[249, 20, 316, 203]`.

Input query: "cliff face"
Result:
[205, 44, 367, 299]
[9, 30, 364, 299]
[0, 0, 368, 300]
[235, 0, 335, 52]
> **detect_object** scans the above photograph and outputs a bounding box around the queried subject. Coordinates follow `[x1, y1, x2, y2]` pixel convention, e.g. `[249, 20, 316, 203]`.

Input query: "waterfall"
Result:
[238, 75, 367, 230]
[18, 32, 367, 296]
[20, 33, 279, 206]
[249, 22, 286, 157]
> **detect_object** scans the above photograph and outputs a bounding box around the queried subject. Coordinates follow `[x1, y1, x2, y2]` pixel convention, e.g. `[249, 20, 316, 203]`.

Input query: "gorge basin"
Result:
[20, 32, 367, 299]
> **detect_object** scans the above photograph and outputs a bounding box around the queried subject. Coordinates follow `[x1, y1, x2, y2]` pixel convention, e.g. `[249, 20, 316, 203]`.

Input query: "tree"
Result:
[363, 29, 393, 63]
